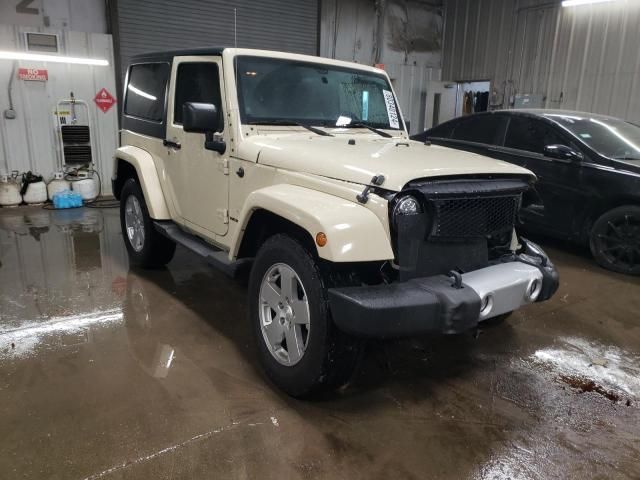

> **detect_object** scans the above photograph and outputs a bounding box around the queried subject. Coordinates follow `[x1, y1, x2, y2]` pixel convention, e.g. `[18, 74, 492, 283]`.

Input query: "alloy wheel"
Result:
[124, 195, 145, 252]
[259, 263, 311, 366]
[595, 213, 640, 271]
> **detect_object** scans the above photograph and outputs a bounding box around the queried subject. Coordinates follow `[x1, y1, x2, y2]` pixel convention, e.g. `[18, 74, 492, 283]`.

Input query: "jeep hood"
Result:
[240, 134, 534, 191]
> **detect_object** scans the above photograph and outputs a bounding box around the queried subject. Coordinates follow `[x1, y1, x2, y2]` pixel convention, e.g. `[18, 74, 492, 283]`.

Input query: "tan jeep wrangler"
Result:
[112, 47, 559, 397]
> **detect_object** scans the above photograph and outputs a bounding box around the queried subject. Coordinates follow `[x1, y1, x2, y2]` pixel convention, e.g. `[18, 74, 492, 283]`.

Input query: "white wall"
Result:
[0, 0, 107, 33]
[0, 24, 118, 195]
[320, 0, 444, 134]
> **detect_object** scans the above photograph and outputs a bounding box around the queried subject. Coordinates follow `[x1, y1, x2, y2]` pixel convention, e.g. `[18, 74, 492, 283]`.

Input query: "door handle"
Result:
[163, 139, 181, 150]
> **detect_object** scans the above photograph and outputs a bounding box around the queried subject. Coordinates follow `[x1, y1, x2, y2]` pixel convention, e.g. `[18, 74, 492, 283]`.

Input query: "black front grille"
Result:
[393, 177, 529, 279]
[431, 194, 520, 238]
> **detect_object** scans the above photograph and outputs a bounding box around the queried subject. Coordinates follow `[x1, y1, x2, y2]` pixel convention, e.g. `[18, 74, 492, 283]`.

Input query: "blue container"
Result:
[52, 189, 83, 209]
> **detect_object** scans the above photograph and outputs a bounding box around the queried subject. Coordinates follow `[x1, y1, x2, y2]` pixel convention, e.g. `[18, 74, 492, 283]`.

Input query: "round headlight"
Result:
[393, 195, 422, 217]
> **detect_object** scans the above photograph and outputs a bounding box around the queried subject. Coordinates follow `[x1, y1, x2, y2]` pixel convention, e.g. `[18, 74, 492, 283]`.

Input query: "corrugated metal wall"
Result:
[0, 24, 118, 194]
[113, 0, 319, 84]
[320, 0, 444, 134]
[442, 0, 640, 122]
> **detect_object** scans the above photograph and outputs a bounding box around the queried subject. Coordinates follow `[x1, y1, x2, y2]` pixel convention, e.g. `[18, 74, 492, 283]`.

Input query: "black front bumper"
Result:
[327, 239, 559, 338]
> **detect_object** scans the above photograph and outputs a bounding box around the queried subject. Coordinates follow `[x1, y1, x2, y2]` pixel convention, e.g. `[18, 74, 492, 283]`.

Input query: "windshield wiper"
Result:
[340, 122, 394, 138]
[247, 120, 334, 137]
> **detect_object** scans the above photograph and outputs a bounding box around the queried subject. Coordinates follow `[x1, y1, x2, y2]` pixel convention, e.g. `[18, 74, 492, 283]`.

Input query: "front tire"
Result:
[590, 206, 640, 276]
[249, 234, 362, 397]
[120, 178, 176, 268]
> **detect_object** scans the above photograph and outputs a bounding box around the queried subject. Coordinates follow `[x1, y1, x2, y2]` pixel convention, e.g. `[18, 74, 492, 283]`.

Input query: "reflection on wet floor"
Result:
[1, 206, 639, 480]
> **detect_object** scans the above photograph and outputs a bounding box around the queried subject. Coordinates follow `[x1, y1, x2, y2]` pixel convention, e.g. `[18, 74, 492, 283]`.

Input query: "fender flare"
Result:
[231, 184, 394, 262]
[113, 146, 170, 219]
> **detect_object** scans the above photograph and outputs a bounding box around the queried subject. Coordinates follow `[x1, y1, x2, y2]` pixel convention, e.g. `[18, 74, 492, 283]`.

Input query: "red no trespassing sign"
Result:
[18, 68, 48, 81]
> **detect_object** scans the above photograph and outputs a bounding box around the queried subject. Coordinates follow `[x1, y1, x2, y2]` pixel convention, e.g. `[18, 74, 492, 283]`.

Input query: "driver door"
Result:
[499, 116, 584, 235]
[165, 56, 229, 237]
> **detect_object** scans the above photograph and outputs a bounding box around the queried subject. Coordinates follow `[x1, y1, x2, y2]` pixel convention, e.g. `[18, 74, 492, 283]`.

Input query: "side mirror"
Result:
[182, 102, 226, 154]
[183, 102, 220, 133]
[544, 144, 582, 162]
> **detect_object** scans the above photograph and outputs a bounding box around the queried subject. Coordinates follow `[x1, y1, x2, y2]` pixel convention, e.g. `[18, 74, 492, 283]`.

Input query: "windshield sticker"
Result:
[580, 133, 592, 139]
[362, 91, 369, 121]
[383, 90, 400, 129]
[336, 116, 352, 126]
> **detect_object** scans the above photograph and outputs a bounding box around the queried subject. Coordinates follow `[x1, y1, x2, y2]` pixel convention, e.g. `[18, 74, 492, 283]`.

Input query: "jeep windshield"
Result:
[545, 113, 640, 161]
[235, 55, 403, 132]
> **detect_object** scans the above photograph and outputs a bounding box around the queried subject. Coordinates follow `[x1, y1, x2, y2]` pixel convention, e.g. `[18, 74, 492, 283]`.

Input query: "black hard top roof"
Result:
[130, 47, 228, 63]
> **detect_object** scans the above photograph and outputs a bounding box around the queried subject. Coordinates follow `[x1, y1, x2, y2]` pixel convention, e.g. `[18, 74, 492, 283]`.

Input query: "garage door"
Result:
[112, 0, 318, 84]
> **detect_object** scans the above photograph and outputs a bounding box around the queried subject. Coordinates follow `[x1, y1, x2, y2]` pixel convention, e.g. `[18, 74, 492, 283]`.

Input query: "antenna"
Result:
[234, 8, 238, 50]
[234, 8, 239, 103]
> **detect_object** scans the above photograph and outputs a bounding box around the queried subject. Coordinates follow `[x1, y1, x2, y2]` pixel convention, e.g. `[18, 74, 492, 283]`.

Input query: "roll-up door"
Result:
[111, 0, 318, 89]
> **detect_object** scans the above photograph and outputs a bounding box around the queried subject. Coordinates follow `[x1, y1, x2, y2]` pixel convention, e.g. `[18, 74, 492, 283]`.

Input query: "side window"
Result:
[451, 115, 505, 144]
[124, 63, 170, 122]
[505, 117, 565, 154]
[173, 62, 223, 130]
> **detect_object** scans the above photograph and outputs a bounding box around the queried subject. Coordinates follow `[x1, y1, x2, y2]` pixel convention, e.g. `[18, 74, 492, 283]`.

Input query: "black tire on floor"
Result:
[120, 178, 176, 268]
[248, 234, 362, 398]
[589, 205, 640, 276]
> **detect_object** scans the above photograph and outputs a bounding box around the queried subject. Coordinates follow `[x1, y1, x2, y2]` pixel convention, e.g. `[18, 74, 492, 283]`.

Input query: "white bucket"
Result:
[23, 180, 48, 204]
[0, 177, 22, 206]
[47, 172, 70, 200]
[72, 177, 98, 201]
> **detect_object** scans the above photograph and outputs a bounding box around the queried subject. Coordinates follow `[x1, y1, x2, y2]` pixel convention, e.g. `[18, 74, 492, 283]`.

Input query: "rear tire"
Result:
[249, 234, 362, 397]
[590, 206, 640, 276]
[120, 178, 175, 268]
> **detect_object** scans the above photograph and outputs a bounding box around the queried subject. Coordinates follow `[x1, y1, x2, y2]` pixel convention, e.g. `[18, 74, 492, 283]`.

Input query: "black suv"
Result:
[412, 110, 640, 275]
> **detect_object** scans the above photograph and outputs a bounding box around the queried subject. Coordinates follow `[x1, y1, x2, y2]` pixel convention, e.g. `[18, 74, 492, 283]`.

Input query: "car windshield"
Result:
[545, 113, 640, 160]
[235, 55, 403, 131]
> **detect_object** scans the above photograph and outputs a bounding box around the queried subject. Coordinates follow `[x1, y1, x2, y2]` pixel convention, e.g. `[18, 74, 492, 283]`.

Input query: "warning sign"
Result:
[18, 68, 48, 81]
[94, 88, 116, 113]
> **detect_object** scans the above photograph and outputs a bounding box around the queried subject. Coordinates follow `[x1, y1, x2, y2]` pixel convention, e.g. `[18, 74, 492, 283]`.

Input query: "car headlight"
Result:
[393, 195, 422, 218]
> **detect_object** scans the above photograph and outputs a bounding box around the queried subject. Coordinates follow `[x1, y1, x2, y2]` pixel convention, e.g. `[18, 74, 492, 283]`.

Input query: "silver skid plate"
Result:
[462, 262, 543, 320]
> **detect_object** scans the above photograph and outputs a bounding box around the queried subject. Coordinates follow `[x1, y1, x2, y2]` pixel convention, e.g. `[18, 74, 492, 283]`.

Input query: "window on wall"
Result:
[124, 63, 170, 122]
[173, 62, 223, 128]
[452, 115, 506, 144]
[505, 116, 566, 154]
[25, 32, 58, 53]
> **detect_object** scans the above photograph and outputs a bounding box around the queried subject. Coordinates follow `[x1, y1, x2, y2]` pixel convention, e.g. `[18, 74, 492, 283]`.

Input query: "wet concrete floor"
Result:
[1, 206, 639, 479]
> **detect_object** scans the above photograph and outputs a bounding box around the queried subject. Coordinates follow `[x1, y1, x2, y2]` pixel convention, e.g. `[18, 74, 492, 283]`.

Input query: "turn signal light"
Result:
[316, 232, 327, 247]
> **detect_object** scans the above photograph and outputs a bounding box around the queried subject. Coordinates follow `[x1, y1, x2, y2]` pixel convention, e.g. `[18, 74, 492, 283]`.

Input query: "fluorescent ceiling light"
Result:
[562, 0, 617, 7]
[0, 50, 108, 66]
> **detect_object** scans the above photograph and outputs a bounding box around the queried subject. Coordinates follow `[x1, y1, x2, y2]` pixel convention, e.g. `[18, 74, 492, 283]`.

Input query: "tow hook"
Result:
[448, 270, 463, 289]
[522, 240, 548, 267]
